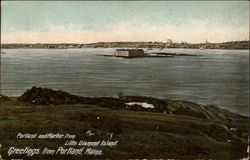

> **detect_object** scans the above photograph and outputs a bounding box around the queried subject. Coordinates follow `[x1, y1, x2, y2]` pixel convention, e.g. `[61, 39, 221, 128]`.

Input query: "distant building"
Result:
[165, 39, 173, 48]
[114, 49, 145, 57]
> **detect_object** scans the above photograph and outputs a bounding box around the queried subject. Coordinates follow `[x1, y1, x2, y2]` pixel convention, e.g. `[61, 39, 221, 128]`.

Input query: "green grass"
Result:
[0, 103, 248, 159]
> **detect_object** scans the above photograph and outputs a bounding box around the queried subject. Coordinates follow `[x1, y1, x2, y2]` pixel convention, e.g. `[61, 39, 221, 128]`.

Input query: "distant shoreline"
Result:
[1, 40, 249, 50]
[1, 47, 249, 50]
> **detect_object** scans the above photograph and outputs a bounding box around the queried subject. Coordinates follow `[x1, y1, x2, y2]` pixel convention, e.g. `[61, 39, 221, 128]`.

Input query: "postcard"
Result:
[0, 1, 249, 159]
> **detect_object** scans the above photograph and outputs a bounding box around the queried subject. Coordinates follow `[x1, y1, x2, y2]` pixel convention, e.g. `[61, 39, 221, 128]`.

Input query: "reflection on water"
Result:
[1, 48, 249, 116]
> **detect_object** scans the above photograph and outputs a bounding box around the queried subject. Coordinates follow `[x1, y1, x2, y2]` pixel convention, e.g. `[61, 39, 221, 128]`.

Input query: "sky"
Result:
[1, 1, 249, 43]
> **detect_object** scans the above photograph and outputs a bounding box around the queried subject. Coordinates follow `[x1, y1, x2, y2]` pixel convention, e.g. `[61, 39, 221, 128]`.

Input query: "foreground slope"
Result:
[0, 87, 248, 159]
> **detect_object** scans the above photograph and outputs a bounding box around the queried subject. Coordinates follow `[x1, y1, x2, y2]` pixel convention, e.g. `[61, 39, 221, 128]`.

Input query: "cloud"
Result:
[1, 1, 249, 43]
[1, 25, 249, 44]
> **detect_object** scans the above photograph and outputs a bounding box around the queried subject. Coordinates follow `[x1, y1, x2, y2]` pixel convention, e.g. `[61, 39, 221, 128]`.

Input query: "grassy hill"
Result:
[0, 87, 248, 159]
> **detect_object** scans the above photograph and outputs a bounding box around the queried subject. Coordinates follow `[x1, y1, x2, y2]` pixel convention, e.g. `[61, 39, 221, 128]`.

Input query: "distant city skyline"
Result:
[1, 1, 249, 43]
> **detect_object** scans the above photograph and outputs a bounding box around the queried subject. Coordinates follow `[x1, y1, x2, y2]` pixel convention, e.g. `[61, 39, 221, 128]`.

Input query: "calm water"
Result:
[1, 48, 249, 116]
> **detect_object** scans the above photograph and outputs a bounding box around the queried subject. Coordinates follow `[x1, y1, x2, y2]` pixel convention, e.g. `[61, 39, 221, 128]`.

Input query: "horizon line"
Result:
[1, 39, 249, 45]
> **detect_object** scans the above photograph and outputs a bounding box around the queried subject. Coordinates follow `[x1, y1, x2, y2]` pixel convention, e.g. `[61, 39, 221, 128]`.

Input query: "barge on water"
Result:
[114, 49, 145, 57]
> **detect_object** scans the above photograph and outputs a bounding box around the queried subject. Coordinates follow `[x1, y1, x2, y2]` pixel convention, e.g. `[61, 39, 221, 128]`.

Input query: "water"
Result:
[1, 48, 249, 116]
